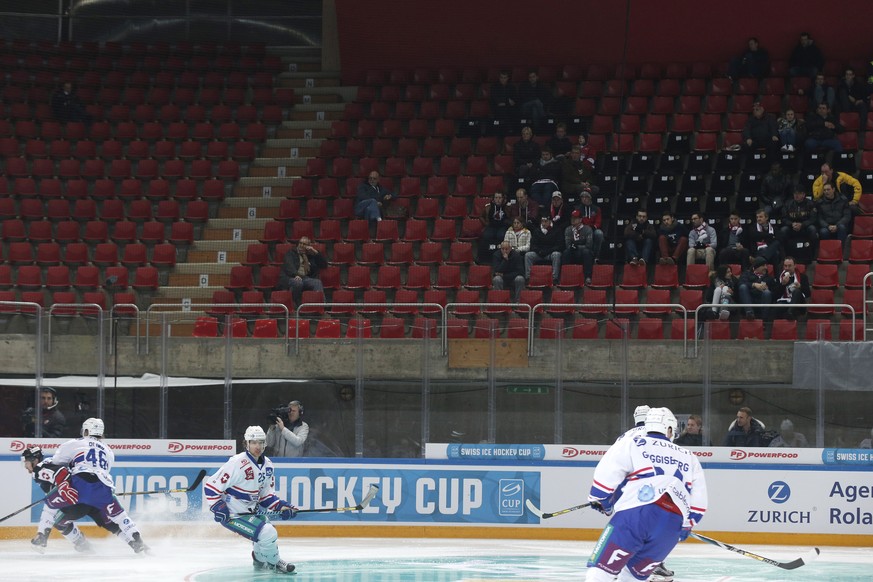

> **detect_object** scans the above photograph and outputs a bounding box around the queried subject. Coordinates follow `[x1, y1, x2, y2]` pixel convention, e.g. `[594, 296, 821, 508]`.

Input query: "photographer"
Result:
[22, 386, 66, 437]
[265, 400, 309, 457]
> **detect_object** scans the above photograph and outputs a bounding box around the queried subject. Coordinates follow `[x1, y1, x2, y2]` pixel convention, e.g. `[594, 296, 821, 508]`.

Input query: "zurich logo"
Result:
[768, 481, 791, 504]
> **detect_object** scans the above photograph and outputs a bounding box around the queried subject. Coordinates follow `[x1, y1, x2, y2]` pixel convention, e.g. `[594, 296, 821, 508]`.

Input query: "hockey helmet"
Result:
[21, 445, 43, 464]
[633, 405, 651, 425]
[81, 417, 105, 438]
[244, 425, 266, 442]
[644, 407, 678, 439]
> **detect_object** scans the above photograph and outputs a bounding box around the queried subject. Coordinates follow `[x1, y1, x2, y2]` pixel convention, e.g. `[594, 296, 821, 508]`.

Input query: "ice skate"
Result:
[128, 532, 150, 555]
[72, 534, 93, 553]
[651, 562, 674, 581]
[30, 530, 49, 553]
[253, 552, 295, 574]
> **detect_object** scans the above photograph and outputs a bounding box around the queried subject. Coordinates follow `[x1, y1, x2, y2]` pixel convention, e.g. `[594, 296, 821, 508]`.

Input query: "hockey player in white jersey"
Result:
[615, 405, 650, 442]
[204, 426, 298, 574]
[586, 407, 707, 581]
[46, 418, 149, 553]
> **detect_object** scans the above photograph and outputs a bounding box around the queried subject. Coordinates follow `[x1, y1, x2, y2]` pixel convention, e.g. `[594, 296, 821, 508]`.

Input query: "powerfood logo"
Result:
[730, 449, 748, 460]
[768, 481, 791, 504]
[498, 479, 524, 517]
[10, 440, 25, 452]
[167, 442, 184, 453]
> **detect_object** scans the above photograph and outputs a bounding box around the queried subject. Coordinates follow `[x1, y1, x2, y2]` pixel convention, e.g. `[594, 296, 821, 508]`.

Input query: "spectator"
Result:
[775, 256, 810, 319]
[355, 171, 396, 225]
[788, 32, 824, 78]
[674, 414, 708, 446]
[489, 70, 518, 125]
[769, 419, 809, 448]
[512, 126, 541, 183]
[836, 67, 869, 122]
[623, 209, 657, 266]
[728, 37, 770, 80]
[528, 148, 563, 207]
[279, 236, 326, 306]
[658, 212, 689, 266]
[491, 241, 526, 302]
[577, 134, 596, 171]
[859, 428, 873, 449]
[545, 122, 573, 157]
[778, 189, 818, 254]
[51, 81, 91, 124]
[23, 386, 66, 438]
[748, 209, 781, 267]
[576, 190, 604, 261]
[808, 73, 836, 110]
[477, 191, 511, 263]
[687, 211, 717, 271]
[503, 217, 531, 253]
[562, 210, 595, 285]
[545, 190, 571, 232]
[508, 187, 539, 227]
[524, 215, 564, 283]
[265, 400, 309, 457]
[517, 70, 550, 130]
[817, 182, 852, 244]
[777, 108, 803, 152]
[724, 407, 767, 447]
[707, 264, 737, 321]
[759, 162, 791, 219]
[812, 162, 862, 213]
[738, 257, 776, 320]
[717, 212, 749, 267]
[742, 101, 780, 160]
[560, 144, 597, 196]
[803, 103, 843, 153]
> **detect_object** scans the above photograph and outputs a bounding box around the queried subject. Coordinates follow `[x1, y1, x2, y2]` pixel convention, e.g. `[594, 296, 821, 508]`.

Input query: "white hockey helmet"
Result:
[244, 425, 266, 442]
[644, 407, 678, 439]
[81, 417, 105, 438]
[633, 405, 651, 425]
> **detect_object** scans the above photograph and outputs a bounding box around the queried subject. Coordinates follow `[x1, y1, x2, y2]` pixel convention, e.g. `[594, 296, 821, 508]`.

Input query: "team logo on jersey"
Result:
[637, 484, 655, 502]
[768, 481, 791, 504]
[220, 473, 230, 484]
[245, 467, 254, 481]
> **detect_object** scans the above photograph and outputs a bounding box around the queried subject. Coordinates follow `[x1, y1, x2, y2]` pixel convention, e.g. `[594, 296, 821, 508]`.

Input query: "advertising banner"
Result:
[1, 438, 235, 457]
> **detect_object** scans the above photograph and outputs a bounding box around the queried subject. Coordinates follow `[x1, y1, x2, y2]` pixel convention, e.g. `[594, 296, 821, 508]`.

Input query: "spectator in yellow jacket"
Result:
[812, 162, 862, 214]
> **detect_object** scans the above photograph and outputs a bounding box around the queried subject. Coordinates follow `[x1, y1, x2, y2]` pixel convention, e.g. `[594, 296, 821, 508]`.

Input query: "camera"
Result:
[267, 405, 290, 424]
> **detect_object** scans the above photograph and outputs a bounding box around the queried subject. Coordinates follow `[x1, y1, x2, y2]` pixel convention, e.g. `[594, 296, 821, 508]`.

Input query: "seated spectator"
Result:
[545, 122, 573, 157]
[759, 162, 790, 219]
[279, 236, 326, 306]
[775, 256, 810, 319]
[738, 257, 776, 320]
[528, 148, 563, 207]
[560, 145, 597, 196]
[524, 215, 564, 282]
[657, 212, 688, 265]
[723, 407, 767, 447]
[517, 70, 551, 130]
[562, 210, 595, 285]
[576, 190, 604, 261]
[623, 209, 657, 266]
[545, 191, 571, 233]
[807, 73, 836, 111]
[742, 102, 781, 160]
[489, 70, 518, 125]
[687, 212, 717, 271]
[812, 162, 862, 214]
[748, 209, 781, 267]
[717, 212, 749, 267]
[769, 419, 809, 448]
[778, 189, 818, 254]
[577, 134, 596, 171]
[728, 37, 770, 80]
[491, 241, 525, 302]
[788, 32, 824, 78]
[508, 187, 539, 227]
[513, 126, 541, 183]
[803, 103, 843, 152]
[777, 108, 803, 152]
[836, 67, 869, 123]
[674, 414, 709, 446]
[51, 81, 91, 124]
[503, 217, 531, 253]
[707, 264, 736, 321]
[477, 191, 511, 263]
[355, 171, 396, 224]
[817, 182, 852, 244]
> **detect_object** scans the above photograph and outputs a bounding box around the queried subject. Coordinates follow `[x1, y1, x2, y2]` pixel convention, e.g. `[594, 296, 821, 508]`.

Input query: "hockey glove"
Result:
[589, 499, 614, 517]
[56, 480, 79, 505]
[210, 499, 230, 524]
[679, 525, 692, 542]
[278, 501, 298, 520]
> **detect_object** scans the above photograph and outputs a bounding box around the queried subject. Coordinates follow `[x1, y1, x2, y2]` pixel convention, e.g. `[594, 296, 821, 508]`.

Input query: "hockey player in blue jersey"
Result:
[204, 425, 298, 574]
[586, 407, 708, 581]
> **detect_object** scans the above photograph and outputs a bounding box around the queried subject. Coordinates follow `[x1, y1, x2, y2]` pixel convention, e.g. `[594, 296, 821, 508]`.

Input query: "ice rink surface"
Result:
[1, 534, 870, 581]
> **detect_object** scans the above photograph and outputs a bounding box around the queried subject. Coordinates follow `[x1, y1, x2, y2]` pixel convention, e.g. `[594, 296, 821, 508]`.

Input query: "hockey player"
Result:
[615, 405, 650, 442]
[46, 418, 149, 554]
[204, 425, 298, 574]
[586, 407, 707, 582]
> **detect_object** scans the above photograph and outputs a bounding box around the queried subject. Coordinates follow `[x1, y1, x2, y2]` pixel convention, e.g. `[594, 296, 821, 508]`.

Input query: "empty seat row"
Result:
[1, 219, 194, 246]
[0, 157, 241, 181]
[0, 264, 159, 292]
[0, 119, 270, 142]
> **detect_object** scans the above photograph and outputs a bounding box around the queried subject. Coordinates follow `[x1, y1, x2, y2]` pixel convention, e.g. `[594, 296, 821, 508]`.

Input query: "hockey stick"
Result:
[525, 498, 592, 519]
[263, 484, 380, 516]
[690, 532, 820, 570]
[116, 469, 208, 497]
[0, 485, 59, 524]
